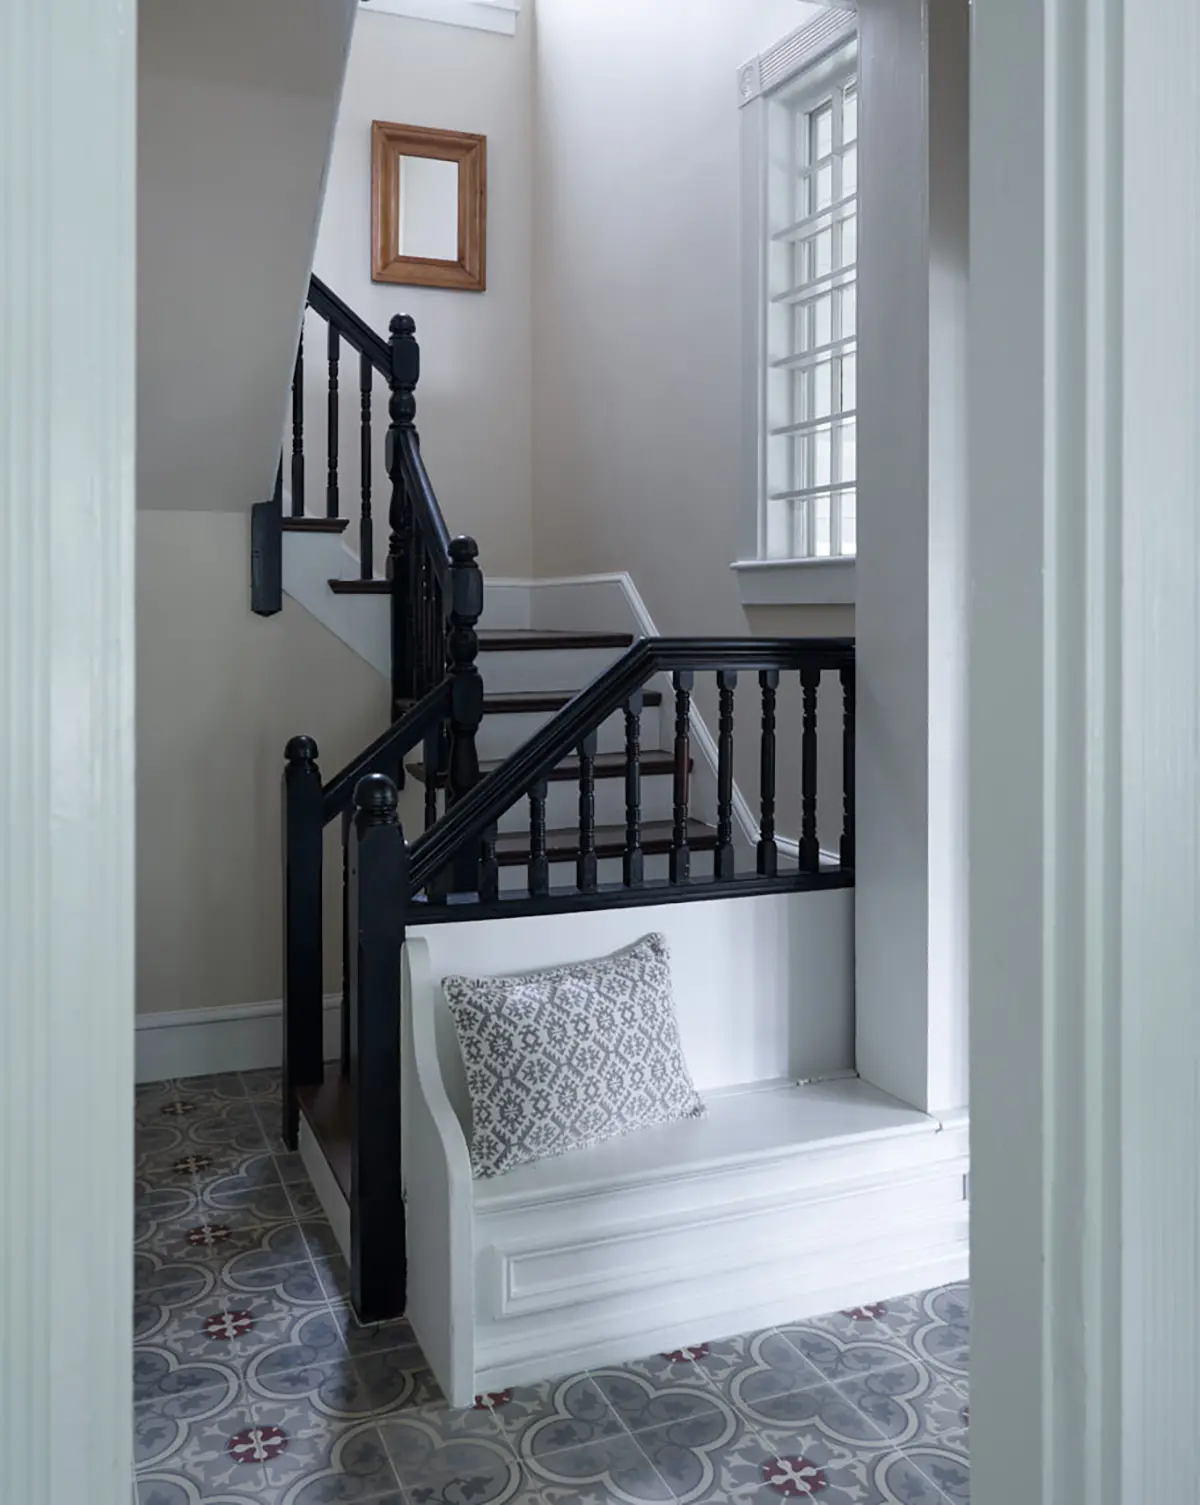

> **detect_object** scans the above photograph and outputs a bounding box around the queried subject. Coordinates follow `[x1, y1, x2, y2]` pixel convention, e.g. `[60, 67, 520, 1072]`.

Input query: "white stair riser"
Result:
[477, 703, 665, 763]
[498, 850, 698, 893]
[479, 647, 627, 696]
[494, 772, 675, 835]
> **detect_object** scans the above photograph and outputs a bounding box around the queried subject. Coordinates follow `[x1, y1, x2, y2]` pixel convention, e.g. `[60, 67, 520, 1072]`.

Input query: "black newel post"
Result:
[447, 535, 485, 893]
[386, 313, 419, 717]
[281, 736, 325, 1150]
[348, 773, 407, 1322]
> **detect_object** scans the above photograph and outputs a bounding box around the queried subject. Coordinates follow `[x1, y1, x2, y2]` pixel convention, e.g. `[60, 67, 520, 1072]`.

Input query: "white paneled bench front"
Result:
[399, 895, 968, 1407]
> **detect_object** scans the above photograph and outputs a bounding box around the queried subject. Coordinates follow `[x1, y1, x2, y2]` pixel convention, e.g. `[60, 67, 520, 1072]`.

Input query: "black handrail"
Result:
[308, 274, 390, 375]
[393, 427, 453, 591]
[408, 636, 855, 893]
[321, 679, 452, 824]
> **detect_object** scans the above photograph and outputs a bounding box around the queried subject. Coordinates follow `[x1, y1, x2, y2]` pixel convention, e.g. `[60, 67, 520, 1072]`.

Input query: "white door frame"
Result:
[970, 0, 1200, 1500]
[0, 0, 136, 1500]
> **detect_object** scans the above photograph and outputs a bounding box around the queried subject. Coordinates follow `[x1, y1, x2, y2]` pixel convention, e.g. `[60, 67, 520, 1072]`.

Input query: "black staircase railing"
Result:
[261, 275, 481, 737]
[404, 636, 855, 916]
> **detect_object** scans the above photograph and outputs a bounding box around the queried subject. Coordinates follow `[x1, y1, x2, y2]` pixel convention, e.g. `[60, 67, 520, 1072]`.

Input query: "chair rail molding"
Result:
[0, 0, 135, 1500]
[970, 0, 1200, 1500]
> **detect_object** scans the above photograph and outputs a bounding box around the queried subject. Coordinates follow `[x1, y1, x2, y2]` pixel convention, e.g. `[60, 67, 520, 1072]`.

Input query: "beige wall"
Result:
[532, 0, 823, 636]
[311, 8, 534, 577]
[137, 511, 395, 1015]
[139, 0, 357, 514]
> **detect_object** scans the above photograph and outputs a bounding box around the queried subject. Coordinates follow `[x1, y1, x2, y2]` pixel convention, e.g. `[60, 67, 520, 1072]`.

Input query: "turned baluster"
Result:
[386, 313, 419, 712]
[623, 692, 643, 888]
[799, 665, 820, 873]
[577, 730, 599, 893]
[479, 824, 499, 903]
[290, 331, 305, 517]
[840, 662, 856, 870]
[359, 352, 373, 578]
[447, 536, 484, 893]
[670, 670, 693, 883]
[528, 780, 550, 896]
[757, 669, 779, 877]
[422, 724, 439, 832]
[326, 322, 340, 519]
[714, 669, 737, 880]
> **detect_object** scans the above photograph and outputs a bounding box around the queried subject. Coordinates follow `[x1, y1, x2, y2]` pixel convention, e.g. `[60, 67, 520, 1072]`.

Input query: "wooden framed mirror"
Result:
[371, 120, 487, 291]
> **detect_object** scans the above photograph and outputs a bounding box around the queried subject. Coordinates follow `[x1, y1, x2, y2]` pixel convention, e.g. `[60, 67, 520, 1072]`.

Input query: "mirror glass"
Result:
[396, 155, 460, 261]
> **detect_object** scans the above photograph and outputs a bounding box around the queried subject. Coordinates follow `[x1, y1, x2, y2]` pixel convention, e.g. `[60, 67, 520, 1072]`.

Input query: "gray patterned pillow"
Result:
[442, 932, 706, 1179]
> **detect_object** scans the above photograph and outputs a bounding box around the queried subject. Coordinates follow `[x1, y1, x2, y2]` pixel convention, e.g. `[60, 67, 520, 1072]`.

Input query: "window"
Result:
[736, 14, 858, 604]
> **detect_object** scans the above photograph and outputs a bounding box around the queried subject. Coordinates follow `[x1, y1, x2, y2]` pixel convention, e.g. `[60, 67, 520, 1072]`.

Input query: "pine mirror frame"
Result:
[371, 120, 487, 292]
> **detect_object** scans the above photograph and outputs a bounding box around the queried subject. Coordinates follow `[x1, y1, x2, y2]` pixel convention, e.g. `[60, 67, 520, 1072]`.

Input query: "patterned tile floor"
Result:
[134, 1070, 970, 1504]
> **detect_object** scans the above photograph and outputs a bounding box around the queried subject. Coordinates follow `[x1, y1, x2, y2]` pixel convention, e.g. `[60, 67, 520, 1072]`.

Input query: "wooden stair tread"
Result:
[283, 517, 349, 534]
[407, 750, 680, 784]
[484, 689, 663, 714]
[494, 820, 717, 865]
[328, 578, 388, 594]
[477, 630, 634, 651]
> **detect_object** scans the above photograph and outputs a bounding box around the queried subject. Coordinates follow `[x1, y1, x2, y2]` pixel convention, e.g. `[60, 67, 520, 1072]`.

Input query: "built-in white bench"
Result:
[400, 893, 969, 1406]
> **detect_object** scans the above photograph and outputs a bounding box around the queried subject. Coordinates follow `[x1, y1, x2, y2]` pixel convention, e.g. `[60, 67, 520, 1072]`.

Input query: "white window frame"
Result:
[360, 0, 519, 37]
[734, 10, 858, 608]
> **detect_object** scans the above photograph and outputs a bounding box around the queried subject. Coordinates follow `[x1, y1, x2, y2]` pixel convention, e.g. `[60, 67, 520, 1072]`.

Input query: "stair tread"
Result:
[494, 819, 717, 865]
[283, 517, 349, 534]
[328, 578, 388, 594]
[484, 689, 663, 713]
[478, 630, 635, 651]
[408, 750, 680, 784]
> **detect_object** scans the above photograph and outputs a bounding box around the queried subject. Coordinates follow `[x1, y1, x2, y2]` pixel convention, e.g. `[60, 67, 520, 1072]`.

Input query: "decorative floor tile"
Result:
[328, 1302, 425, 1363]
[527, 1429, 673, 1503]
[380, 1414, 534, 1504]
[221, 1252, 330, 1310]
[904, 1438, 968, 1504]
[839, 1363, 968, 1451]
[588, 1366, 726, 1437]
[696, 1330, 825, 1410]
[727, 1376, 891, 1452]
[777, 1322, 918, 1387]
[489, 1373, 626, 1460]
[624, 1404, 749, 1502]
[702, 1426, 953, 1505]
[263, 1418, 404, 1503]
[131, 1072, 970, 1505]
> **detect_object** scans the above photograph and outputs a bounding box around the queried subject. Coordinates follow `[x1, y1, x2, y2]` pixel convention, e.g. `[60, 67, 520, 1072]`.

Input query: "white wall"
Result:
[139, 0, 357, 513]
[137, 512, 397, 1017]
[531, 0, 823, 636]
[311, 6, 534, 576]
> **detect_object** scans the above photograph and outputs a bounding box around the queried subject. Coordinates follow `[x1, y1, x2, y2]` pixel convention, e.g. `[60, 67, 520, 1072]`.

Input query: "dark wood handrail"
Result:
[393, 427, 452, 590]
[308, 274, 390, 375]
[407, 637, 854, 892]
[321, 679, 452, 824]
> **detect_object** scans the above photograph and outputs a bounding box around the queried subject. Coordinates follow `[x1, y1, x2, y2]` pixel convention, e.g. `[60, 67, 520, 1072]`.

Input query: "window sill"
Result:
[732, 557, 856, 607]
[360, 0, 519, 36]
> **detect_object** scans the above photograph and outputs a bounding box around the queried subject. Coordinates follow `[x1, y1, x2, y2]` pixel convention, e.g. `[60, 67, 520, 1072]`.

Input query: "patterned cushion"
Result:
[442, 932, 707, 1179]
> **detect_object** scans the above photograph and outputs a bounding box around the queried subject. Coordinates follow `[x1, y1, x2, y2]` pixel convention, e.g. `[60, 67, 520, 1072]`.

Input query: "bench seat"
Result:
[400, 899, 968, 1406]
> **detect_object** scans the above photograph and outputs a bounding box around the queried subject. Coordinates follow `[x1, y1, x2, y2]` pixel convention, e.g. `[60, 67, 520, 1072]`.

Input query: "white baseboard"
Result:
[135, 995, 343, 1084]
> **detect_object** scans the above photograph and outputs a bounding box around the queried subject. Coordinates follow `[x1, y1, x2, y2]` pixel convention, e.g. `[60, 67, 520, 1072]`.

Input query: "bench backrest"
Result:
[407, 888, 853, 1128]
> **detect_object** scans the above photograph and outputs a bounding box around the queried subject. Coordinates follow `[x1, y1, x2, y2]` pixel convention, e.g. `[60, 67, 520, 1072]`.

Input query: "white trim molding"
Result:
[361, 0, 519, 36]
[970, 0, 1200, 1499]
[732, 556, 856, 607]
[136, 997, 344, 1084]
[1, 0, 136, 1497]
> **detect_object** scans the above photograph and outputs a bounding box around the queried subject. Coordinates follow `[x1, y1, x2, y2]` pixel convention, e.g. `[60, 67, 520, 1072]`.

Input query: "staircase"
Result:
[269, 273, 857, 1319]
